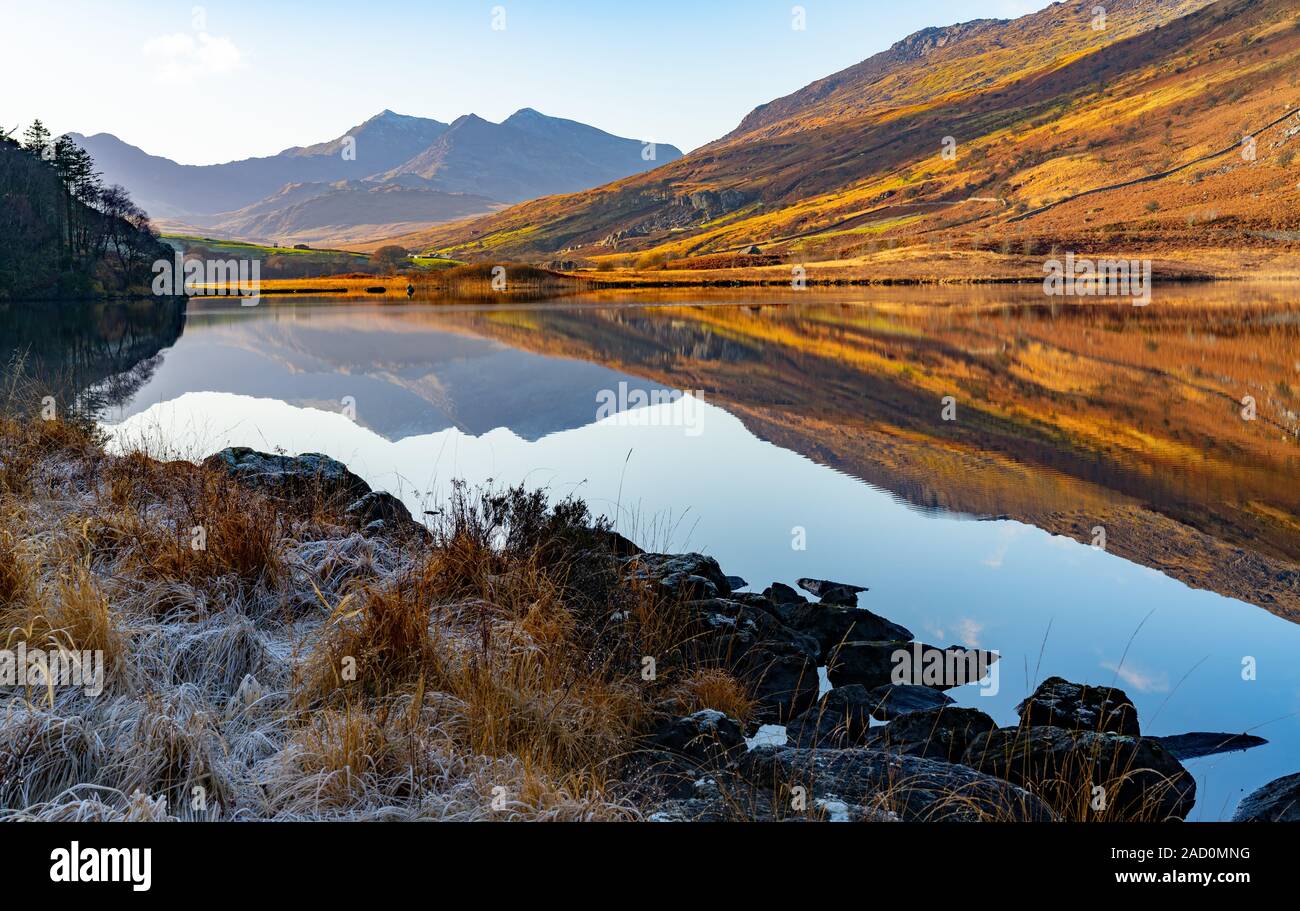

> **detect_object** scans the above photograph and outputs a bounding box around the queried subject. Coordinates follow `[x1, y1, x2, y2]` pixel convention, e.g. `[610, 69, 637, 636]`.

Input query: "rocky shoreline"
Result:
[2, 416, 1294, 822]
[201, 446, 1295, 823]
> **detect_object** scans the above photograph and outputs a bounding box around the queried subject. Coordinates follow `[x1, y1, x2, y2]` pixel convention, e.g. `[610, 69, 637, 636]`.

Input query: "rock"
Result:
[649, 783, 898, 822]
[732, 745, 1056, 822]
[827, 640, 997, 691]
[687, 598, 820, 664]
[203, 447, 371, 504]
[863, 705, 996, 762]
[1232, 772, 1300, 822]
[627, 553, 731, 601]
[648, 710, 746, 766]
[769, 603, 912, 662]
[649, 791, 774, 822]
[725, 575, 749, 591]
[674, 594, 821, 728]
[962, 726, 1196, 821]
[797, 577, 868, 607]
[627, 711, 747, 802]
[762, 582, 805, 605]
[863, 684, 954, 721]
[344, 491, 421, 536]
[787, 686, 875, 748]
[735, 644, 820, 726]
[594, 528, 643, 558]
[826, 640, 906, 689]
[1016, 676, 1140, 736]
[1148, 732, 1268, 761]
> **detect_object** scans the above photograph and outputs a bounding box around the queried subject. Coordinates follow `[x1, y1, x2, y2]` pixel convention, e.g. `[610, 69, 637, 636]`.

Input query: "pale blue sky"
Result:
[4, 0, 1048, 164]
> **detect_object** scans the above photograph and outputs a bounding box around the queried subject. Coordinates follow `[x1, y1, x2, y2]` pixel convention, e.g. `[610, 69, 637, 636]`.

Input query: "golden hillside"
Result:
[402, 0, 1299, 271]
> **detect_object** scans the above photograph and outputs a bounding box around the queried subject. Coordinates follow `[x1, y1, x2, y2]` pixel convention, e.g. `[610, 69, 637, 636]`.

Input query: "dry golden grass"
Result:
[0, 397, 1199, 822]
[0, 407, 734, 820]
[667, 668, 757, 728]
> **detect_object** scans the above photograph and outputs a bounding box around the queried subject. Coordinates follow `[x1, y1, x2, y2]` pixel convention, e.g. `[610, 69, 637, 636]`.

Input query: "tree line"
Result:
[1, 119, 168, 299]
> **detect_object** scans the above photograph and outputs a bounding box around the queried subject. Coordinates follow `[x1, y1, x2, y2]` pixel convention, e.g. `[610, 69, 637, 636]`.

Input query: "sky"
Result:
[3, 0, 1049, 164]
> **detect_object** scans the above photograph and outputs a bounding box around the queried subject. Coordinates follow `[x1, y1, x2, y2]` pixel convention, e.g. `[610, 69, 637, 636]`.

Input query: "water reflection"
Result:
[3, 287, 1298, 820]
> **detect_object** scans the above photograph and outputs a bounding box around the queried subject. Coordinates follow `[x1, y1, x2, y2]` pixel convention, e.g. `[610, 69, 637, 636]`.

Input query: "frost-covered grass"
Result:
[0, 404, 729, 822]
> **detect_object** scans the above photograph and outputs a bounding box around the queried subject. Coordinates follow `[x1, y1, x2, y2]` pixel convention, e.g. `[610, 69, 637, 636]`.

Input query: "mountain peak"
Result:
[887, 19, 1004, 62]
[448, 113, 493, 130]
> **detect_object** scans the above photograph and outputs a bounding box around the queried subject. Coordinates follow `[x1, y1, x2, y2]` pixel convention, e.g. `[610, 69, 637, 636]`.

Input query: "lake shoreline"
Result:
[1, 412, 1293, 822]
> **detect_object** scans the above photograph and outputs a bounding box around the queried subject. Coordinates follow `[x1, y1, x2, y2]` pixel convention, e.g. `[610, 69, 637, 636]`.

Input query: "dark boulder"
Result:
[627, 710, 747, 801]
[648, 777, 898, 822]
[593, 528, 643, 558]
[762, 582, 805, 605]
[732, 745, 1056, 822]
[826, 640, 908, 689]
[203, 447, 371, 505]
[627, 552, 732, 601]
[734, 643, 820, 726]
[682, 599, 821, 727]
[344, 491, 423, 537]
[786, 685, 876, 748]
[1148, 732, 1268, 761]
[963, 726, 1196, 821]
[687, 598, 820, 664]
[648, 710, 746, 766]
[827, 640, 998, 691]
[1232, 772, 1300, 822]
[797, 577, 868, 607]
[863, 684, 954, 721]
[863, 705, 996, 762]
[1016, 676, 1140, 736]
[769, 602, 912, 662]
[725, 575, 749, 591]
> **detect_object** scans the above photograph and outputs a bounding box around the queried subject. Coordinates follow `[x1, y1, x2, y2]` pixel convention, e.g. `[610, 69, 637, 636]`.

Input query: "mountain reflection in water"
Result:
[4, 285, 1298, 820]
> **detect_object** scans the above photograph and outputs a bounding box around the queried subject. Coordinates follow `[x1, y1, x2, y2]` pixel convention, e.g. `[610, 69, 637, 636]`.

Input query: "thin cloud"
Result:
[1101, 660, 1170, 695]
[143, 31, 244, 83]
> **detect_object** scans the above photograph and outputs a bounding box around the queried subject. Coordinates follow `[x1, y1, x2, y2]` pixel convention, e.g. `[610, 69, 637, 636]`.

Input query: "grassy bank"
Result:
[189, 245, 1300, 299]
[0, 400, 1210, 822]
[0, 407, 753, 820]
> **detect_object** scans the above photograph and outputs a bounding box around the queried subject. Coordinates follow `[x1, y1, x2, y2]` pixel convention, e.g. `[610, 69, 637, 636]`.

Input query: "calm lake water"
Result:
[4, 285, 1298, 820]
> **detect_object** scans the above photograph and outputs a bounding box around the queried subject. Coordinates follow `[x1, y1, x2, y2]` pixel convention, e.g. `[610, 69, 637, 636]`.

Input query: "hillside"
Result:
[409, 0, 1300, 270]
[0, 130, 170, 300]
[163, 180, 502, 247]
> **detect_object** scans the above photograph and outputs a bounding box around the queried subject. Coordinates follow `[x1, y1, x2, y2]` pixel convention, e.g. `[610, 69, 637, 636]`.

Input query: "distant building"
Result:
[293, 243, 312, 250]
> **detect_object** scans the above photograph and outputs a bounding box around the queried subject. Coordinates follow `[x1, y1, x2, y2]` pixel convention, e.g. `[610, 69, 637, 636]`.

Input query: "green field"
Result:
[161, 235, 371, 261]
[162, 236, 465, 272]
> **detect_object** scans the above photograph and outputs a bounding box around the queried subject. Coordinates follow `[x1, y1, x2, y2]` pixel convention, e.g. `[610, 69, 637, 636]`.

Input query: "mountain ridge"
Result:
[74, 108, 683, 243]
[408, 0, 1299, 269]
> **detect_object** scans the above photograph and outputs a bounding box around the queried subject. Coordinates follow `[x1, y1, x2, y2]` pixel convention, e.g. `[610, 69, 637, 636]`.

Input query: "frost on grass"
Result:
[0, 414, 717, 822]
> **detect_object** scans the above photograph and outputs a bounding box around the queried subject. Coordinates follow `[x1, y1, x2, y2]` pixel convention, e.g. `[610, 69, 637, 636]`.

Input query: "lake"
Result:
[4, 284, 1298, 820]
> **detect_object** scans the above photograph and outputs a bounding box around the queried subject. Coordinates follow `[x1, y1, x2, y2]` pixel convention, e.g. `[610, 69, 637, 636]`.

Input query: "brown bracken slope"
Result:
[402, 0, 1300, 271]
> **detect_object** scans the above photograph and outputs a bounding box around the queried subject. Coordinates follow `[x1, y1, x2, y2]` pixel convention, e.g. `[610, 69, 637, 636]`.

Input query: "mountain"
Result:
[170, 180, 501, 247]
[410, 0, 1300, 264]
[72, 110, 448, 218]
[382, 109, 680, 203]
[72, 109, 682, 244]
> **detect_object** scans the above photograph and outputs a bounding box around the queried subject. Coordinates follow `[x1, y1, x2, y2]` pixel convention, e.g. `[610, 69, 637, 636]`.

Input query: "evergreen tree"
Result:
[22, 119, 51, 157]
